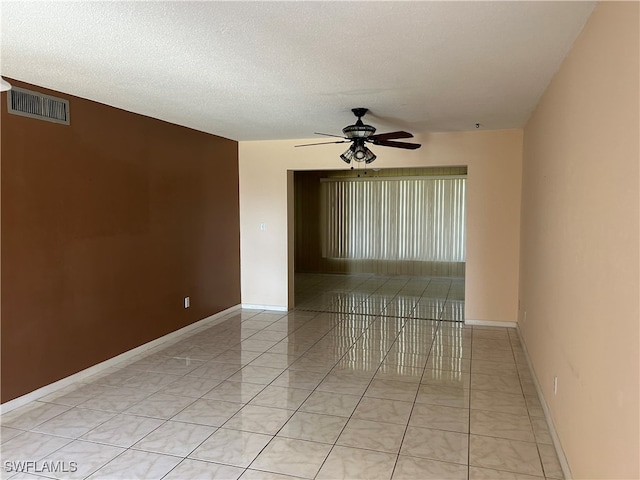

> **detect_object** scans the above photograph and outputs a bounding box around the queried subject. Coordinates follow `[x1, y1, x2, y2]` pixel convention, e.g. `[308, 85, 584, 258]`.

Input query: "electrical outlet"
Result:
[553, 375, 558, 395]
[184, 297, 190, 309]
[524, 311, 527, 322]
[260, 223, 266, 231]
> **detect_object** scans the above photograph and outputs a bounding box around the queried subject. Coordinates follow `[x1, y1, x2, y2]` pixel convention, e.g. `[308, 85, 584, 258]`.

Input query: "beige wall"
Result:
[520, 2, 639, 479]
[239, 129, 523, 324]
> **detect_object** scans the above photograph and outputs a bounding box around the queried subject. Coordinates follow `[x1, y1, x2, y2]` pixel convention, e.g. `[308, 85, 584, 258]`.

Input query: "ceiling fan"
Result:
[295, 108, 421, 164]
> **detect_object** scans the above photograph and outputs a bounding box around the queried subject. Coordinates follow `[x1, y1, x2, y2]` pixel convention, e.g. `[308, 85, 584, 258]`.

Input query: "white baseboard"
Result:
[0, 304, 241, 414]
[517, 326, 573, 479]
[465, 319, 518, 328]
[241, 304, 288, 312]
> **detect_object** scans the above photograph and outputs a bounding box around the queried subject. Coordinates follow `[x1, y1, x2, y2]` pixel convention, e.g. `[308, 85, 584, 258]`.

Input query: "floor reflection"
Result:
[295, 273, 465, 322]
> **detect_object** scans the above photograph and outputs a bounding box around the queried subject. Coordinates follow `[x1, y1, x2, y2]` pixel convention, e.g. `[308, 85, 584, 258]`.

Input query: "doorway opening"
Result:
[291, 166, 467, 322]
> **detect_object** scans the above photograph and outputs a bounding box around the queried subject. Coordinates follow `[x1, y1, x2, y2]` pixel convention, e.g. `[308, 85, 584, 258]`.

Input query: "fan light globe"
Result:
[364, 150, 377, 164]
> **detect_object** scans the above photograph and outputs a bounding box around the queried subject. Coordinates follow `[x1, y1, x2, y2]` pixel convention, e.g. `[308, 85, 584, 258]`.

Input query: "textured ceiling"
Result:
[1, 1, 595, 141]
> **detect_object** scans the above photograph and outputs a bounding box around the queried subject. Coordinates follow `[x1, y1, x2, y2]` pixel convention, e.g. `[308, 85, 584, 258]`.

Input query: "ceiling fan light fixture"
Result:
[344, 141, 376, 164]
[296, 107, 419, 165]
[340, 144, 376, 164]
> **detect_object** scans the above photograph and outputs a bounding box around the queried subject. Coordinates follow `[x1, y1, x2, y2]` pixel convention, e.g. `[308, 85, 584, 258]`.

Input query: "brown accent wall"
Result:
[1, 80, 241, 403]
[294, 167, 466, 277]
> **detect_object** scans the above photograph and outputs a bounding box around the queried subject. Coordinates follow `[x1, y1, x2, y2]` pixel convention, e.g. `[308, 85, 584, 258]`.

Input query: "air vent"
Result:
[7, 87, 70, 125]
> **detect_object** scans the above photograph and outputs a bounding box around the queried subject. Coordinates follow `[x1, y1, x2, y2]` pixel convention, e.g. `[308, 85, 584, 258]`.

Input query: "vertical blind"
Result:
[320, 176, 466, 262]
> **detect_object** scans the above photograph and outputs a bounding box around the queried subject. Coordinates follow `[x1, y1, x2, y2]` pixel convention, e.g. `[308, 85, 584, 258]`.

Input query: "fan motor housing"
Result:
[342, 123, 376, 139]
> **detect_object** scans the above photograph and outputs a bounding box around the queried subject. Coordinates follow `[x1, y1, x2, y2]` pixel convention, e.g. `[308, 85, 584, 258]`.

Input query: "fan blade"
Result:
[314, 132, 347, 139]
[369, 131, 413, 141]
[371, 139, 421, 150]
[294, 140, 350, 147]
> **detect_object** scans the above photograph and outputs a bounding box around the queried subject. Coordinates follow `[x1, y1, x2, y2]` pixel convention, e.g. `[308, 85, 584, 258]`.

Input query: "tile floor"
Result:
[0, 274, 563, 479]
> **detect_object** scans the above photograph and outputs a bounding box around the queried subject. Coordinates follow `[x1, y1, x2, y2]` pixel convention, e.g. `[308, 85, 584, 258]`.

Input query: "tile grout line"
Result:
[388, 317, 442, 479]
[88, 309, 282, 480]
[304, 275, 430, 479]
[157, 308, 315, 479]
[309, 277, 410, 479]
[188, 277, 455, 479]
[242, 301, 391, 478]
